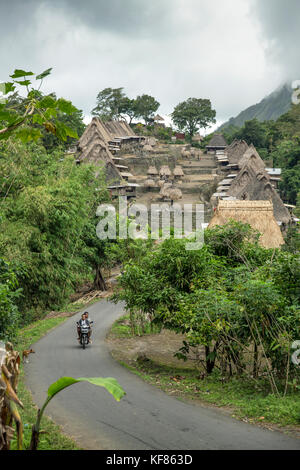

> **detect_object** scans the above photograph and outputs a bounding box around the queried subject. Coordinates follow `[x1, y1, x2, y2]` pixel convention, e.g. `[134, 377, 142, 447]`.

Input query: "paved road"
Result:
[25, 300, 300, 450]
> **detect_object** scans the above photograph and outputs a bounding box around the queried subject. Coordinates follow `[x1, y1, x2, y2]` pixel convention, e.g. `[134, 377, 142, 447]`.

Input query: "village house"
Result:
[208, 200, 285, 248]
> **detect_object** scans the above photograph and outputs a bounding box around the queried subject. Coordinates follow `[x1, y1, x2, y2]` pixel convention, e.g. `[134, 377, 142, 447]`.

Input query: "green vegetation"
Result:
[30, 376, 125, 450]
[113, 222, 300, 398]
[110, 314, 300, 427]
[0, 68, 80, 144]
[91, 87, 160, 124]
[171, 97, 216, 139]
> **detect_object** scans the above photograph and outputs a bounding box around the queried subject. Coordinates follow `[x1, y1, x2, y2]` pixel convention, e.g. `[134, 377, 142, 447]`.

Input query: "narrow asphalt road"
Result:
[25, 300, 300, 450]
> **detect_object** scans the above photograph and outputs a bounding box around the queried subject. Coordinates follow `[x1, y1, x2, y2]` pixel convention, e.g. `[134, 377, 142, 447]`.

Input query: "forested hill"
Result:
[219, 84, 292, 132]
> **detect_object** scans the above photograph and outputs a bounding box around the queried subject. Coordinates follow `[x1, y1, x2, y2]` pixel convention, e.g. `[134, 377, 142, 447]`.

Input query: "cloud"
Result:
[251, 0, 300, 79]
[0, 0, 295, 125]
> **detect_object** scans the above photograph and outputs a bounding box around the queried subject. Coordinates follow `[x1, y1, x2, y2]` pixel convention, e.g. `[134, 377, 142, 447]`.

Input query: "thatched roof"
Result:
[168, 188, 183, 200]
[154, 114, 164, 122]
[159, 165, 172, 176]
[207, 134, 227, 148]
[225, 151, 291, 224]
[173, 166, 184, 177]
[143, 144, 154, 152]
[208, 200, 284, 248]
[76, 118, 122, 183]
[144, 178, 156, 188]
[147, 165, 158, 175]
[225, 140, 249, 165]
[159, 182, 172, 197]
[79, 117, 136, 150]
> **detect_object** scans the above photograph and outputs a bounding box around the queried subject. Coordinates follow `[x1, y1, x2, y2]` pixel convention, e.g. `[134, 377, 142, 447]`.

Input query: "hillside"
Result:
[219, 83, 292, 132]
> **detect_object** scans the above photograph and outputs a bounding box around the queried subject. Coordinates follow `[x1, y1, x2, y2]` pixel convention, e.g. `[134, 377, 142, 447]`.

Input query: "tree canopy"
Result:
[171, 98, 216, 138]
[91, 88, 160, 124]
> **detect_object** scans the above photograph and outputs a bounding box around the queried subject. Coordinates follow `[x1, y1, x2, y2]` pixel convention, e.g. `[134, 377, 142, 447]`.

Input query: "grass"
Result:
[10, 316, 81, 450]
[110, 316, 300, 429]
[110, 313, 162, 338]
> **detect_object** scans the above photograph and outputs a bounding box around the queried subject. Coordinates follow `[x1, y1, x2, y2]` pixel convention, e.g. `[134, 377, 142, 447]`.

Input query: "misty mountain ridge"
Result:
[218, 83, 293, 132]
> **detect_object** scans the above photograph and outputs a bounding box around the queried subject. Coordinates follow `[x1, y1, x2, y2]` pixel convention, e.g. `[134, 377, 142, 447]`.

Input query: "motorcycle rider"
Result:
[77, 312, 90, 342]
[84, 311, 93, 344]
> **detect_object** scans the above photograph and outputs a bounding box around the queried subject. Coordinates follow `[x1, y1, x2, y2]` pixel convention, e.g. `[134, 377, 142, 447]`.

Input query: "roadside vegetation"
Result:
[112, 222, 300, 425]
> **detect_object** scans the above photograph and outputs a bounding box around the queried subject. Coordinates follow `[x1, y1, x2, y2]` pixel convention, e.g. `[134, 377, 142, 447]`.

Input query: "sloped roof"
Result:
[147, 166, 159, 175]
[159, 165, 172, 176]
[173, 166, 184, 176]
[225, 151, 291, 224]
[208, 200, 285, 248]
[207, 134, 227, 148]
[225, 139, 249, 165]
[144, 178, 156, 188]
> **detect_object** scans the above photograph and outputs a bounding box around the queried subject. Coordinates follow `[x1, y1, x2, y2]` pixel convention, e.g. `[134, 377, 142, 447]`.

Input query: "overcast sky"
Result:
[1, 0, 299, 128]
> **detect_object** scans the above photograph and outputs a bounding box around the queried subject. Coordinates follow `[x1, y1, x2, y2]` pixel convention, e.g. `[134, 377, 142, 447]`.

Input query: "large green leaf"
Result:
[10, 69, 34, 79]
[4, 82, 16, 94]
[47, 376, 126, 402]
[56, 98, 77, 115]
[36, 68, 52, 80]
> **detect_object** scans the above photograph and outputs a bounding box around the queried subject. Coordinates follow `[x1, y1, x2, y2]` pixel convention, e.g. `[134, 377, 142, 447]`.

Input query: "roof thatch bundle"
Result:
[173, 166, 184, 177]
[144, 178, 156, 188]
[147, 166, 158, 176]
[158, 179, 165, 188]
[159, 165, 172, 177]
[208, 200, 284, 248]
[206, 134, 227, 148]
[168, 188, 183, 201]
[225, 150, 291, 224]
[225, 140, 249, 165]
[143, 144, 154, 152]
[159, 182, 172, 197]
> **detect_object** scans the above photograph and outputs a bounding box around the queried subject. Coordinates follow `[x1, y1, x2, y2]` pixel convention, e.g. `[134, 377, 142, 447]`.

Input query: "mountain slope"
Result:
[219, 84, 292, 132]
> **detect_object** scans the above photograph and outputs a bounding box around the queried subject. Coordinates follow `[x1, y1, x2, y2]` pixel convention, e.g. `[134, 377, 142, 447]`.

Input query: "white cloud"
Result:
[0, 0, 297, 124]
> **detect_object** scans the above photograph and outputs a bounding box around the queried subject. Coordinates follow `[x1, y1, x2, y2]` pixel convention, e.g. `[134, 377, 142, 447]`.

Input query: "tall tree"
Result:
[171, 98, 216, 139]
[91, 87, 127, 121]
[235, 119, 267, 148]
[134, 94, 160, 124]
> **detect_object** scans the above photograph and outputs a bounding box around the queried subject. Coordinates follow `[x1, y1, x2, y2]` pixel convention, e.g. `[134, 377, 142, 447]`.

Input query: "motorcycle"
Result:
[77, 321, 93, 349]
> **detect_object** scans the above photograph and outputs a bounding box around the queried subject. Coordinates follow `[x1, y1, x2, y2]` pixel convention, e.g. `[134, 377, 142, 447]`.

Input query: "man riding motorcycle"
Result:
[77, 312, 92, 344]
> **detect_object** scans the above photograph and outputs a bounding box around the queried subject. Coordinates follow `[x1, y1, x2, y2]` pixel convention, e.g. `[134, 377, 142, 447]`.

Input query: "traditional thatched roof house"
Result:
[168, 187, 183, 201]
[159, 165, 172, 179]
[212, 140, 291, 226]
[206, 134, 227, 153]
[224, 150, 291, 225]
[159, 182, 173, 198]
[147, 166, 159, 177]
[144, 178, 156, 188]
[173, 166, 185, 179]
[76, 117, 142, 186]
[225, 140, 249, 167]
[208, 200, 285, 248]
[76, 118, 121, 183]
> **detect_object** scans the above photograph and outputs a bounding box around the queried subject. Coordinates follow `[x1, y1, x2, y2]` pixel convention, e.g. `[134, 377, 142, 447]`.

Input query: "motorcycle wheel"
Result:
[82, 335, 86, 349]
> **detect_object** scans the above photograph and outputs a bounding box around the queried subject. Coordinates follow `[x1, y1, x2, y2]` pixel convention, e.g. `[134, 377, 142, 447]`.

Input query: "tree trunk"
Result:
[93, 265, 107, 291]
